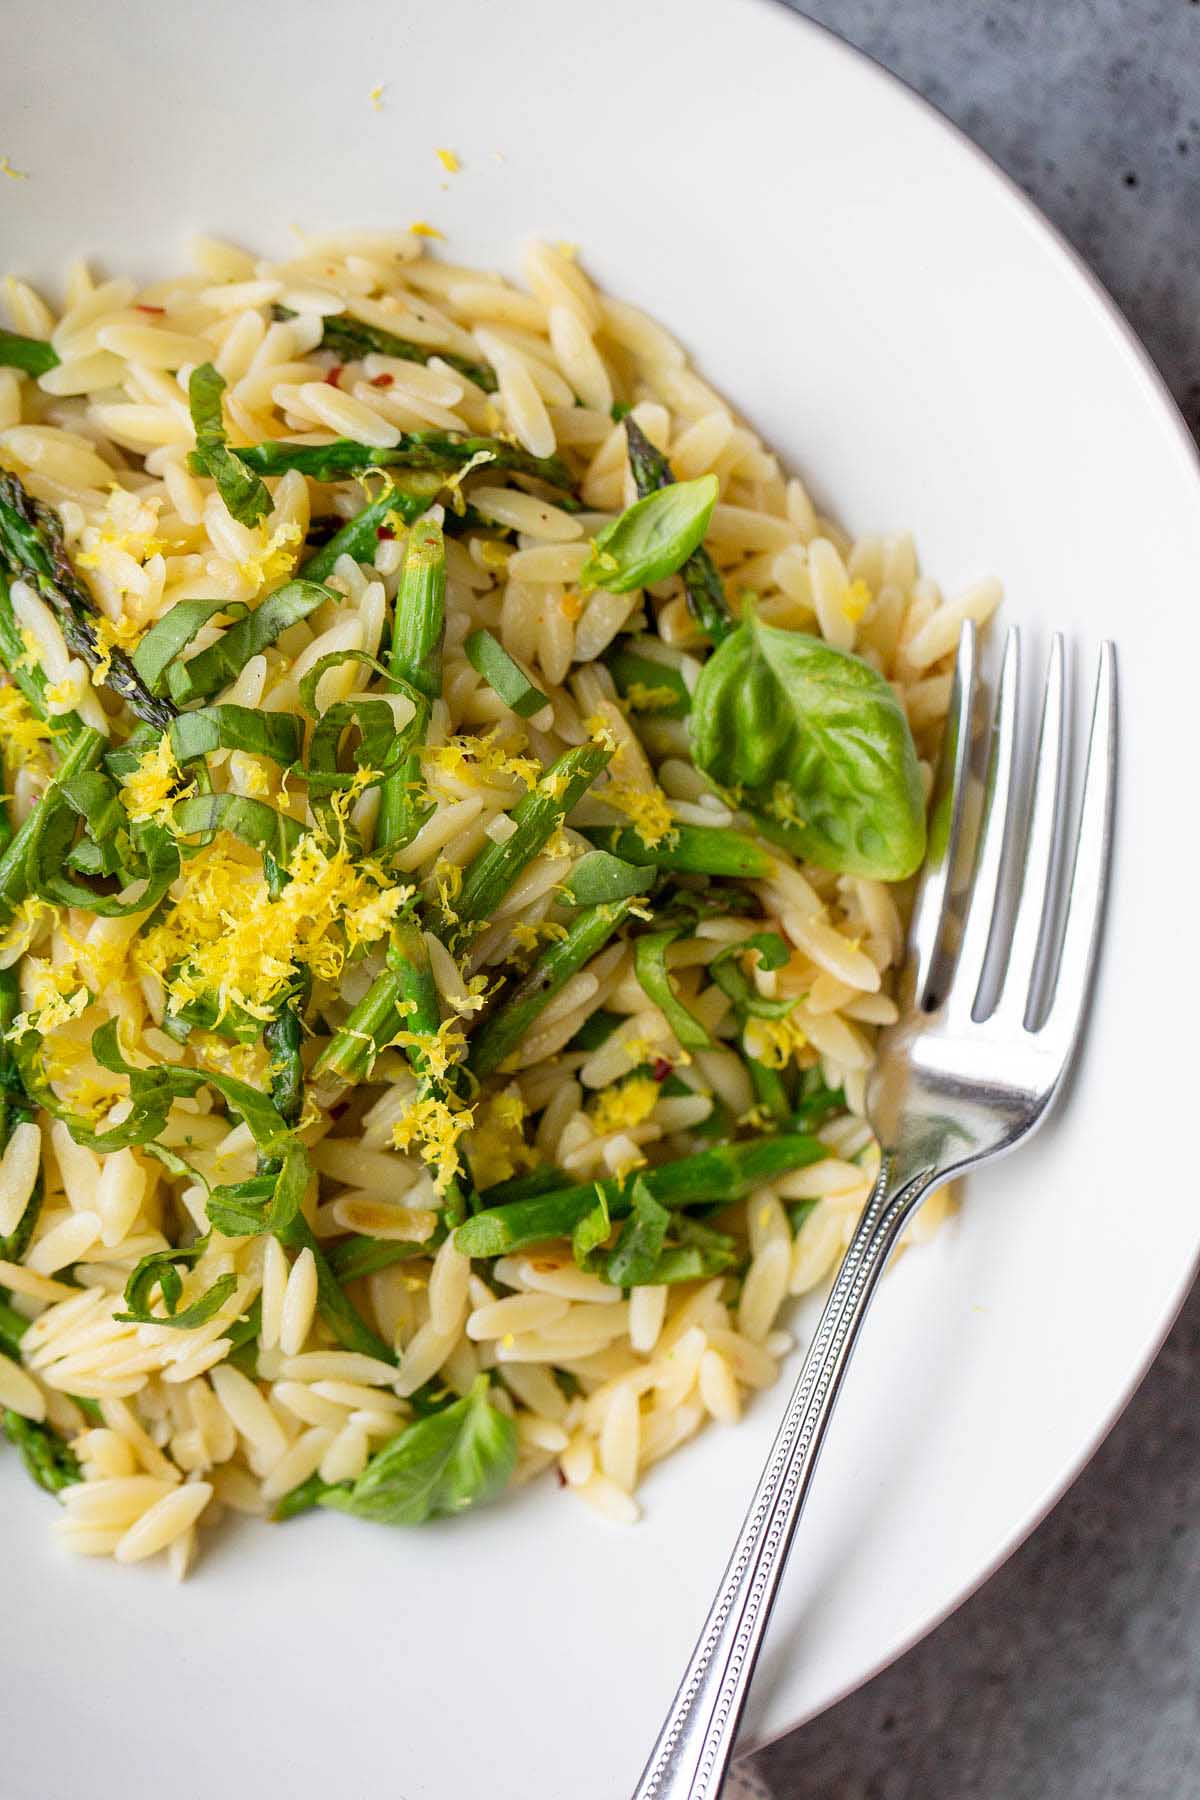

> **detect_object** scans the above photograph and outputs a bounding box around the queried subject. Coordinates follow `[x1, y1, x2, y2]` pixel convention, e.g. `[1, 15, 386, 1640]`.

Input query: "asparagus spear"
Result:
[0, 568, 90, 739]
[0, 1295, 27, 1360]
[209, 432, 575, 495]
[0, 473, 176, 729]
[467, 896, 638, 1079]
[455, 1131, 827, 1258]
[3, 1408, 82, 1494]
[326, 1233, 439, 1282]
[446, 742, 611, 943]
[585, 822, 773, 881]
[0, 823, 43, 1260]
[0, 329, 59, 378]
[314, 743, 609, 1104]
[301, 481, 477, 585]
[376, 514, 445, 856]
[275, 308, 498, 394]
[623, 416, 733, 643]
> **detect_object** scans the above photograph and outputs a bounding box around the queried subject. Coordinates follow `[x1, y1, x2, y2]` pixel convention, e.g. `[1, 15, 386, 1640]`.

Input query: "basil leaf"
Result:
[571, 1187, 612, 1268]
[603, 1214, 741, 1287]
[132, 598, 246, 695]
[603, 1178, 670, 1288]
[3, 1407, 82, 1494]
[187, 363, 272, 527]
[113, 1241, 237, 1330]
[169, 705, 302, 768]
[58, 768, 126, 841]
[296, 648, 397, 721]
[172, 792, 304, 866]
[710, 932, 798, 1020]
[562, 850, 647, 907]
[464, 628, 548, 718]
[29, 803, 180, 918]
[606, 644, 691, 717]
[320, 1376, 517, 1526]
[633, 929, 713, 1051]
[689, 614, 927, 880]
[579, 475, 718, 595]
[0, 330, 60, 378]
[165, 579, 332, 704]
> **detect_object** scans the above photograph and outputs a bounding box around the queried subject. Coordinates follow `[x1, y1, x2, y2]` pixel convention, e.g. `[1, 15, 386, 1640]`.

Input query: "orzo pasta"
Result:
[0, 229, 997, 1568]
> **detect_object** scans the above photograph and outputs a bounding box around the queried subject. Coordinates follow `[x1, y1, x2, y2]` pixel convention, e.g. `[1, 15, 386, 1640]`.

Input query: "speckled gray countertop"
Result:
[738, 5, 1200, 1797]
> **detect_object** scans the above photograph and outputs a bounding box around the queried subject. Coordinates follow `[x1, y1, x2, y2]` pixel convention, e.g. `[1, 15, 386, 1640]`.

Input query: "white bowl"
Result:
[3, 3, 1198, 1796]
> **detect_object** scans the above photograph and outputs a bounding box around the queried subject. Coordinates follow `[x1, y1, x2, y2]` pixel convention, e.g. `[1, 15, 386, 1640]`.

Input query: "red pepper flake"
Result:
[135, 303, 165, 315]
[376, 525, 396, 540]
[369, 372, 395, 388]
[652, 1058, 673, 1083]
[556, 1467, 568, 1488]
[325, 364, 344, 388]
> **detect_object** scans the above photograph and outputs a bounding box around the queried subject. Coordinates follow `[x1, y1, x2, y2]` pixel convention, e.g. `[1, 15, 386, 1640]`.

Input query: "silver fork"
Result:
[631, 623, 1118, 1800]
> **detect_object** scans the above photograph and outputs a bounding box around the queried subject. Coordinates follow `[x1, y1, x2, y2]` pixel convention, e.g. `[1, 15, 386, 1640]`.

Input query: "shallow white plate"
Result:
[3, 3, 1198, 1795]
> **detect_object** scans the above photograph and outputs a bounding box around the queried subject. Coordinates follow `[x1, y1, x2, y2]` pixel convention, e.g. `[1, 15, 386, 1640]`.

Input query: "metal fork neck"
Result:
[629, 1154, 937, 1800]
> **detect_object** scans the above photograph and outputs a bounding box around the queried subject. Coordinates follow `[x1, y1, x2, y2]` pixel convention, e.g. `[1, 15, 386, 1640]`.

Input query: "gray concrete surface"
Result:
[741, 5, 1200, 1796]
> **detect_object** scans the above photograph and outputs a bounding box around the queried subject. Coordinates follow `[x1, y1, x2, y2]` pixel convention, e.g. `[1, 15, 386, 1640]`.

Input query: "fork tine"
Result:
[947, 626, 1020, 1021]
[907, 621, 976, 1010]
[993, 634, 1068, 1026]
[1036, 642, 1117, 1055]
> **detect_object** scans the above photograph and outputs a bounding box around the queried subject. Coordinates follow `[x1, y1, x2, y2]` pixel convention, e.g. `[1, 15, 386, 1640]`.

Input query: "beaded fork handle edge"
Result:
[630, 1154, 938, 1800]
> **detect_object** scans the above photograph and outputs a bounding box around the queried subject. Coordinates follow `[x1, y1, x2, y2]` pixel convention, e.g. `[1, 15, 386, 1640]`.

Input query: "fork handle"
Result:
[630, 1155, 939, 1800]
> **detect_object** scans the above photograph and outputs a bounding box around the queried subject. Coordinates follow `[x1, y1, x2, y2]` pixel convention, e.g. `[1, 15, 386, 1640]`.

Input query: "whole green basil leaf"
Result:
[320, 1376, 517, 1525]
[689, 614, 926, 879]
[579, 474, 718, 594]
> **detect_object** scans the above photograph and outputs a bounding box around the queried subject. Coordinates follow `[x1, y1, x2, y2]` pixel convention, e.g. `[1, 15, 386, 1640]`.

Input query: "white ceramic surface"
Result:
[2, 3, 1198, 1796]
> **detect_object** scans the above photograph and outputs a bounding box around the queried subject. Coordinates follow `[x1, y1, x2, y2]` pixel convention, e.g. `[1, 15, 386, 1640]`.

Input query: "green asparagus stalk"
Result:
[455, 1131, 827, 1258]
[375, 516, 445, 855]
[312, 920, 472, 1214]
[0, 329, 60, 378]
[301, 480, 472, 586]
[446, 742, 611, 942]
[3, 1408, 82, 1494]
[0, 472, 177, 730]
[585, 822, 773, 881]
[623, 417, 733, 643]
[212, 432, 574, 495]
[467, 896, 638, 1079]
[274, 307, 499, 394]
[0, 568, 90, 740]
[311, 951, 412, 1090]
[0, 1295, 27, 1359]
[326, 1233, 439, 1283]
